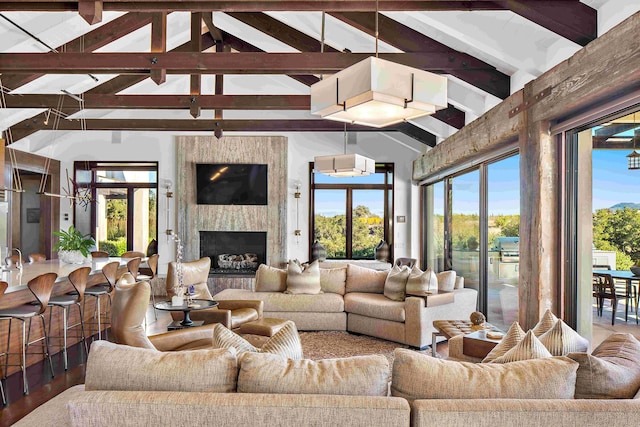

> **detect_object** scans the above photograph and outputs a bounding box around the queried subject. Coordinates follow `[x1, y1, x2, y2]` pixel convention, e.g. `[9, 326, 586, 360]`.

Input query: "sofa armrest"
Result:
[67, 391, 410, 427]
[149, 324, 215, 351]
[217, 299, 264, 318]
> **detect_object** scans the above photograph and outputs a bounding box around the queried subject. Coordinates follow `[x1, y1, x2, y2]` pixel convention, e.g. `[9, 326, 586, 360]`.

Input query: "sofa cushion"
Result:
[344, 293, 406, 322]
[320, 267, 347, 295]
[286, 260, 322, 294]
[346, 264, 389, 294]
[406, 266, 438, 295]
[531, 308, 558, 336]
[539, 319, 590, 356]
[490, 330, 552, 363]
[383, 265, 411, 301]
[255, 264, 287, 292]
[85, 341, 238, 393]
[391, 348, 578, 401]
[436, 271, 456, 292]
[213, 321, 304, 360]
[482, 321, 526, 363]
[568, 333, 640, 399]
[237, 352, 390, 396]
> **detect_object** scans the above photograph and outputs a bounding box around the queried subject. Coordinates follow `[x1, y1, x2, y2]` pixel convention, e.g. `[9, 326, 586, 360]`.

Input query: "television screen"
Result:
[196, 163, 268, 205]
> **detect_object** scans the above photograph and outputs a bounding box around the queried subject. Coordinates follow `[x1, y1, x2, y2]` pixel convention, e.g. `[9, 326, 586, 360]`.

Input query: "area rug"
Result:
[298, 331, 434, 364]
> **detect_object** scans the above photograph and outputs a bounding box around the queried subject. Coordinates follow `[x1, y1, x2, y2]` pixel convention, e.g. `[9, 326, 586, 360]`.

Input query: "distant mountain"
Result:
[610, 203, 640, 210]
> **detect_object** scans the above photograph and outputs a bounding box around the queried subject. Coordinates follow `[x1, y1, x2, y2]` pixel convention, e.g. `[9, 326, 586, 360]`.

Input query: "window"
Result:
[74, 162, 158, 256]
[311, 164, 393, 260]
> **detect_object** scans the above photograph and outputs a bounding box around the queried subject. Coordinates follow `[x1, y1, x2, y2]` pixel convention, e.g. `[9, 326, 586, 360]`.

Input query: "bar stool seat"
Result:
[0, 305, 42, 317]
[84, 261, 119, 341]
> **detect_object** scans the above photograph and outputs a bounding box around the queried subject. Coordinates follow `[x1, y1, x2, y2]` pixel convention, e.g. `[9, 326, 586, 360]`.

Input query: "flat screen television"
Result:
[196, 163, 268, 205]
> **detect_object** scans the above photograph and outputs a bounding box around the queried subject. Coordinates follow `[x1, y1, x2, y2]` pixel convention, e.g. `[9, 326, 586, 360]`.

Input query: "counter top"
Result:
[2, 257, 138, 292]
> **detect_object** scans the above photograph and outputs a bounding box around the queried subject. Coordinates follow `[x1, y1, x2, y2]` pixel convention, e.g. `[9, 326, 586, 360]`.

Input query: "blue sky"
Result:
[314, 173, 385, 217]
[593, 149, 640, 211]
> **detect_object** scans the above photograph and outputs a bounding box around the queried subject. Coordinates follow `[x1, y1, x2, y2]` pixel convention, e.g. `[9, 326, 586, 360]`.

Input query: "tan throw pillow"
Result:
[345, 263, 389, 293]
[286, 259, 322, 295]
[213, 320, 304, 360]
[254, 264, 287, 292]
[405, 266, 438, 295]
[531, 308, 558, 336]
[539, 319, 590, 356]
[85, 341, 238, 392]
[491, 330, 552, 363]
[568, 333, 640, 399]
[482, 321, 526, 363]
[319, 267, 347, 295]
[436, 271, 456, 292]
[391, 348, 577, 401]
[238, 352, 389, 396]
[383, 265, 411, 301]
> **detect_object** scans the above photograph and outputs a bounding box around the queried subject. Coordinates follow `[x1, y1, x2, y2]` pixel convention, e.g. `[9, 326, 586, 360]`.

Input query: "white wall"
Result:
[23, 128, 422, 272]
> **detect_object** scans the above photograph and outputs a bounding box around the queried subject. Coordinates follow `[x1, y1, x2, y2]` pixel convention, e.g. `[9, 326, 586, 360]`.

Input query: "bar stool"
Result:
[84, 261, 119, 341]
[136, 254, 159, 320]
[47, 267, 90, 370]
[0, 281, 7, 405]
[90, 251, 109, 259]
[0, 273, 56, 395]
[28, 253, 46, 263]
[126, 257, 141, 279]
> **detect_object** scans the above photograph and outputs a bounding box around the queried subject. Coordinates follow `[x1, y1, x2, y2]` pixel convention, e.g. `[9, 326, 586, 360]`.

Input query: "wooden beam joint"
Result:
[78, 0, 103, 25]
[508, 86, 552, 118]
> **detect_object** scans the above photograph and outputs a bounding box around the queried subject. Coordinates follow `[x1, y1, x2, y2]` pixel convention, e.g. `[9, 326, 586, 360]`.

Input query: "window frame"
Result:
[309, 163, 394, 260]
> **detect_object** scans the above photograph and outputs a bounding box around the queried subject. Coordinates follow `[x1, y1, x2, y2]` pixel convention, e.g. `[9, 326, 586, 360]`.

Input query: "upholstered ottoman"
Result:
[238, 318, 288, 347]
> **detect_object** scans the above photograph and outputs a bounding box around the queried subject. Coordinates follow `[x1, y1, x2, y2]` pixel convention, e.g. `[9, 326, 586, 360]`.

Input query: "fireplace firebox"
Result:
[200, 231, 267, 275]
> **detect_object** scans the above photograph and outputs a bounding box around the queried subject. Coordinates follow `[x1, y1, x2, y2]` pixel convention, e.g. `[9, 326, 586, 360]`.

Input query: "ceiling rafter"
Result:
[0, 12, 154, 91]
[150, 12, 167, 84]
[329, 12, 510, 99]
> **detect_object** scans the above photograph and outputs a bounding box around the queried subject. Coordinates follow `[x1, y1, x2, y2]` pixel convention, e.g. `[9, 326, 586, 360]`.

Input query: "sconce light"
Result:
[164, 179, 174, 238]
[294, 182, 302, 244]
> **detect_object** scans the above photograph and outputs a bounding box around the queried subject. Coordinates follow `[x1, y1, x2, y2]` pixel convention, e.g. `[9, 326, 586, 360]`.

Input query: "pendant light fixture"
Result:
[310, 0, 447, 128]
[314, 123, 375, 177]
[627, 112, 640, 170]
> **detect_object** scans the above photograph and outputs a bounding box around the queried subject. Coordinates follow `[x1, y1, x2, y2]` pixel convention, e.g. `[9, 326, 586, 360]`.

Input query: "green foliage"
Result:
[452, 213, 479, 250]
[98, 238, 127, 256]
[593, 207, 640, 265]
[53, 225, 95, 257]
[493, 215, 520, 237]
[106, 199, 127, 240]
[314, 205, 383, 259]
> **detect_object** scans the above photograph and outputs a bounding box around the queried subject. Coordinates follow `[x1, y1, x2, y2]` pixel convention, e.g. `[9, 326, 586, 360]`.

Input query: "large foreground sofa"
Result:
[16, 335, 640, 427]
[214, 263, 478, 349]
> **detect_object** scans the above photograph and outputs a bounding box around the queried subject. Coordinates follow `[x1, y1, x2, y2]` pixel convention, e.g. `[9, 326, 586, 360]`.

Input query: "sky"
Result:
[314, 172, 385, 217]
[592, 149, 640, 211]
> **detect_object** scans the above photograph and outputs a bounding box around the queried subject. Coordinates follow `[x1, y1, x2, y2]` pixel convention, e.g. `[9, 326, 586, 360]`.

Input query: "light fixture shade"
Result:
[314, 153, 375, 177]
[627, 150, 640, 170]
[310, 57, 447, 128]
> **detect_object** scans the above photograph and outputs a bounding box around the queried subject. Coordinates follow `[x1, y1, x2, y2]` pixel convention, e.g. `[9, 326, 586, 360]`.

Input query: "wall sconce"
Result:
[164, 179, 174, 238]
[294, 182, 302, 244]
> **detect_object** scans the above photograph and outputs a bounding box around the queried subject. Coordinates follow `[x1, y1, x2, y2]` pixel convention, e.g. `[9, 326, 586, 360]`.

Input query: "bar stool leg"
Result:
[3, 318, 11, 380]
[21, 319, 28, 395]
[39, 314, 55, 377]
[62, 308, 68, 370]
[77, 303, 88, 355]
[96, 296, 102, 341]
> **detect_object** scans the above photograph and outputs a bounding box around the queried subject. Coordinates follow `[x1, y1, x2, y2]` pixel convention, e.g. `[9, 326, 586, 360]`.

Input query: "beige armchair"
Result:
[111, 274, 213, 351]
[166, 257, 263, 329]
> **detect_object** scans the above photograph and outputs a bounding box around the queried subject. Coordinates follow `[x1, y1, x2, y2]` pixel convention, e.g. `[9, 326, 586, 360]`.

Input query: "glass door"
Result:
[450, 170, 480, 292]
[97, 188, 128, 255]
[351, 190, 384, 258]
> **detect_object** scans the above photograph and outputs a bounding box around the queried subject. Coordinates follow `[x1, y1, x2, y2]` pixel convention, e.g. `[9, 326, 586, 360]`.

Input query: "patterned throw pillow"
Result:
[285, 259, 322, 295]
[405, 266, 438, 295]
[213, 320, 304, 360]
[490, 330, 552, 363]
[383, 264, 411, 301]
[254, 264, 287, 292]
[539, 319, 590, 356]
[531, 308, 558, 336]
[482, 321, 526, 363]
[436, 271, 456, 292]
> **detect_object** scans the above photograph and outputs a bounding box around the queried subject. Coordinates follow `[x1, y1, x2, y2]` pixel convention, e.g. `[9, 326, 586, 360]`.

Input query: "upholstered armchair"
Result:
[166, 257, 263, 329]
[111, 274, 213, 351]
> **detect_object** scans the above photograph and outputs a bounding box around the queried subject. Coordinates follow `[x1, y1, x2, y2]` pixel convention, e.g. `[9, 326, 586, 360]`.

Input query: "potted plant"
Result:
[54, 225, 95, 264]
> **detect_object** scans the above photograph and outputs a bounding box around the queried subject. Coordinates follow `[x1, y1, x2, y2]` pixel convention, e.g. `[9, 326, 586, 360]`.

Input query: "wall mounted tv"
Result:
[196, 163, 268, 205]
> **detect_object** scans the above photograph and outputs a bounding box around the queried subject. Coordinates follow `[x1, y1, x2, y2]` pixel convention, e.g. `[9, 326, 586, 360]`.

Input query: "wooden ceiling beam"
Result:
[499, 0, 597, 46]
[78, 0, 102, 24]
[150, 12, 167, 84]
[0, 12, 154, 91]
[393, 123, 437, 146]
[0, 2, 507, 13]
[330, 12, 510, 99]
[0, 52, 494, 74]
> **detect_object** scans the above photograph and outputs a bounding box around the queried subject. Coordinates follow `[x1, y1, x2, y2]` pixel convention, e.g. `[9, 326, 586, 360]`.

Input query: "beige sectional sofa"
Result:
[213, 263, 478, 349]
[16, 336, 640, 427]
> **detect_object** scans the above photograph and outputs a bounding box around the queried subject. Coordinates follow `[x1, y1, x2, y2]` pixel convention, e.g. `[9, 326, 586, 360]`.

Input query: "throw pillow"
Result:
[531, 308, 558, 336]
[254, 264, 287, 292]
[237, 352, 389, 396]
[539, 319, 590, 356]
[345, 263, 389, 293]
[391, 348, 577, 401]
[405, 266, 438, 295]
[568, 333, 640, 399]
[482, 321, 526, 363]
[383, 264, 411, 301]
[85, 341, 238, 392]
[319, 266, 347, 295]
[286, 259, 322, 295]
[213, 320, 304, 360]
[491, 330, 552, 363]
[436, 271, 456, 292]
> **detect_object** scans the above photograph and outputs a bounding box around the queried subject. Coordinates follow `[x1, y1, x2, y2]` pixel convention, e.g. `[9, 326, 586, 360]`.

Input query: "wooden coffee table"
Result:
[462, 330, 504, 359]
[432, 320, 503, 358]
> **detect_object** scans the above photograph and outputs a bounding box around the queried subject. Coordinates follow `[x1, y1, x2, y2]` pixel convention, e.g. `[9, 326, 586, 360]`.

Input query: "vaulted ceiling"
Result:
[0, 0, 637, 154]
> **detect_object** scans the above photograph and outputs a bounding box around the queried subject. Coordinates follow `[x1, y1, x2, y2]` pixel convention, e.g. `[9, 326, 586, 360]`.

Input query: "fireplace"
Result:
[200, 231, 267, 275]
